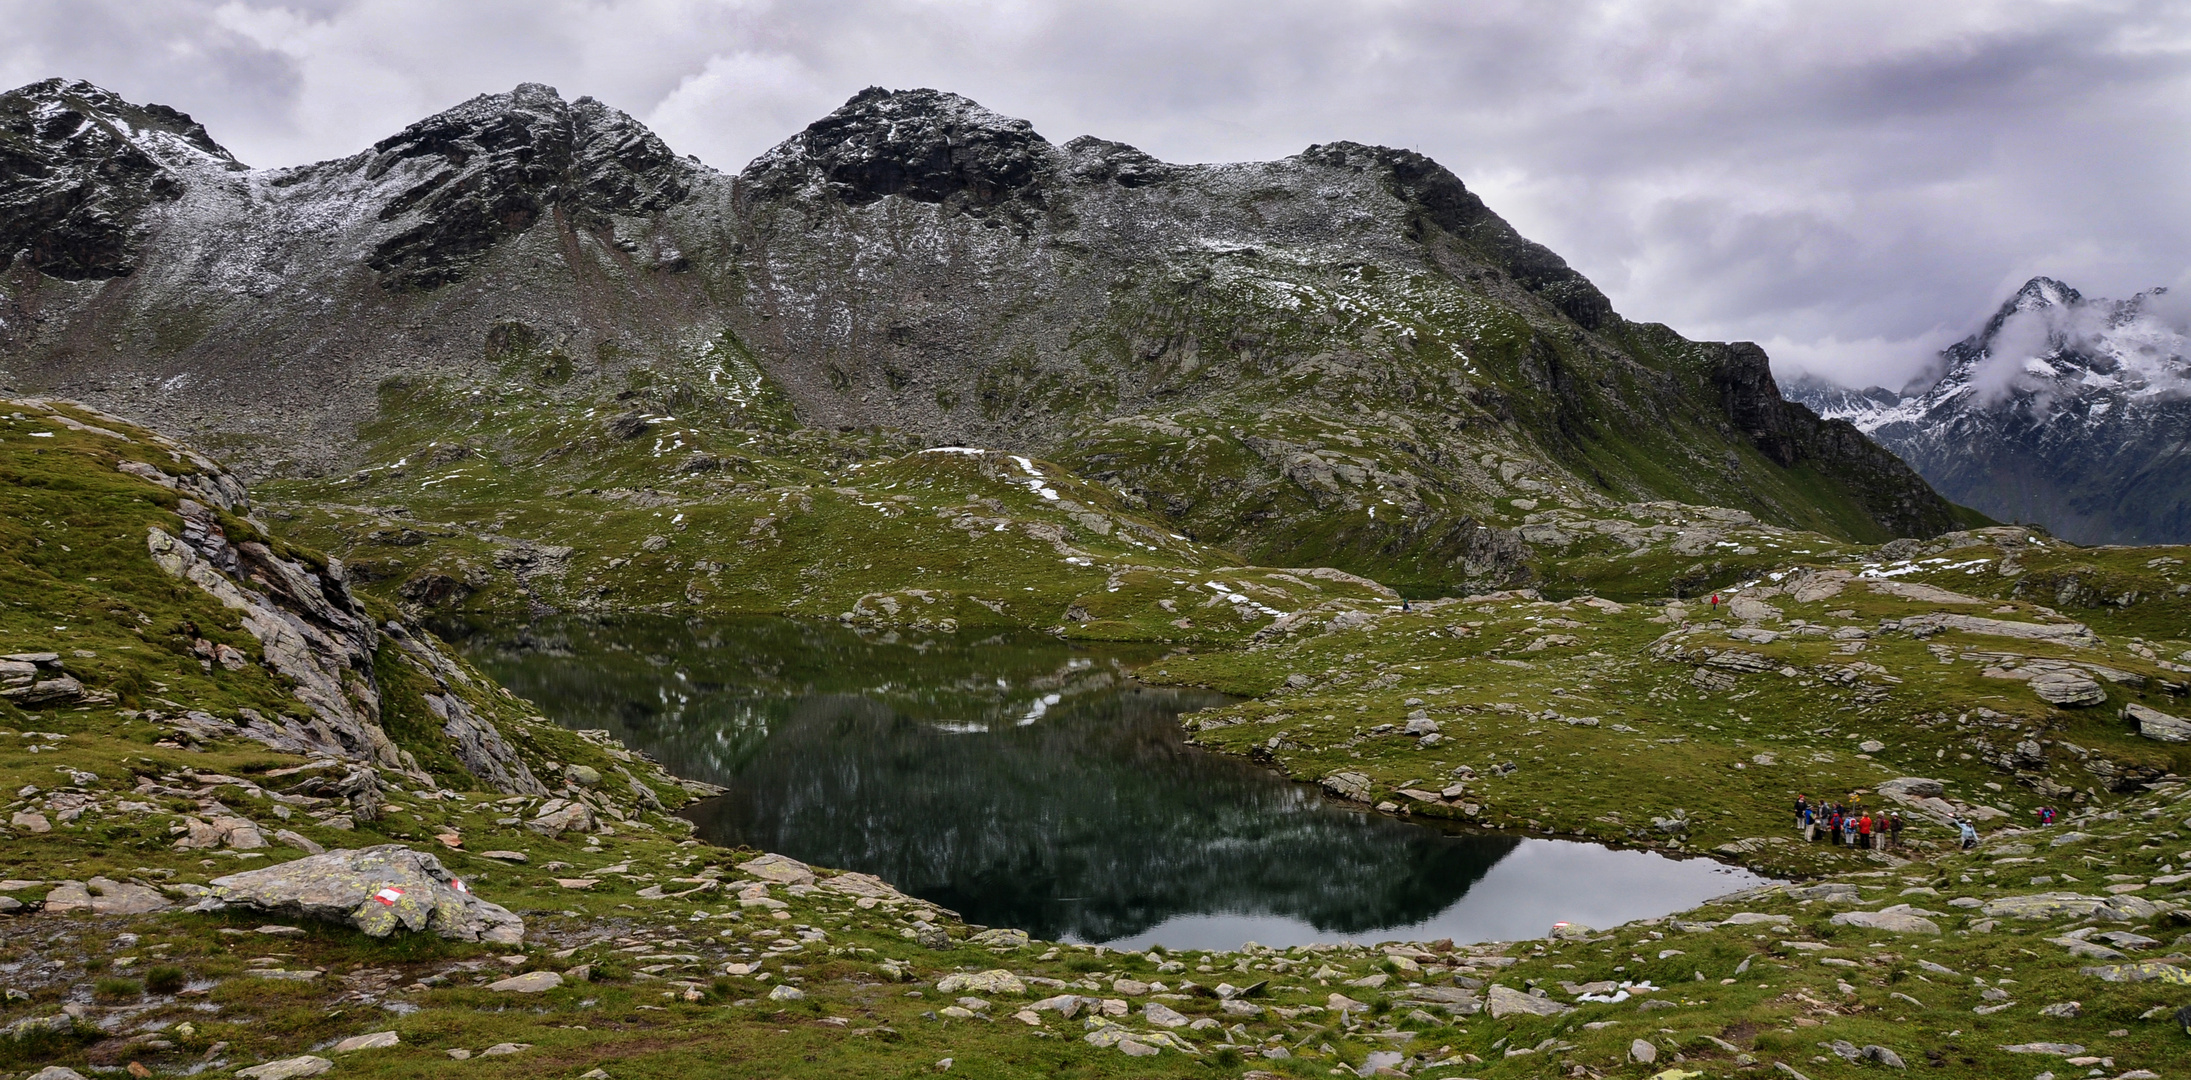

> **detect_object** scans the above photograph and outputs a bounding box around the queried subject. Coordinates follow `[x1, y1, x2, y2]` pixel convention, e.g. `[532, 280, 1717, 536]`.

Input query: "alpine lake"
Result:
[445, 617, 1773, 951]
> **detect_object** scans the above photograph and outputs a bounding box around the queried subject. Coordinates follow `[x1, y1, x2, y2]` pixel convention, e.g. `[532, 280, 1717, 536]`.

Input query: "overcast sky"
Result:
[5, 0, 2186, 389]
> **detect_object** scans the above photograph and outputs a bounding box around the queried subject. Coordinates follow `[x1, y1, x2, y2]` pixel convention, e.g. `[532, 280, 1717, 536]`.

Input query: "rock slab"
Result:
[43, 877, 170, 915]
[236, 1058, 332, 1080]
[1486, 984, 1573, 1018]
[487, 971, 562, 993]
[2124, 703, 2191, 743]
[1830, 908, 1942, 935]
[330, 1031, 401, 1052]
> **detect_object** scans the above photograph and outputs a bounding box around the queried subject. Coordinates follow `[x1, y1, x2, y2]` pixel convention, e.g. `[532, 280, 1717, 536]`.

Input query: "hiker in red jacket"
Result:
[1858, 812, 1873, 850]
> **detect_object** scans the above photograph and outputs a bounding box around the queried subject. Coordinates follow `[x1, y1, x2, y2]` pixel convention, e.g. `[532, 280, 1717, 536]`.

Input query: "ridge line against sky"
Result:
[5, 0, 2188, 390]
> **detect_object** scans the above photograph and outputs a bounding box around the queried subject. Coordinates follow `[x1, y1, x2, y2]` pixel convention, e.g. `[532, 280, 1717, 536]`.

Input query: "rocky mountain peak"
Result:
[3, 77, 237, 167]
[2009, 274, 2080, 311]
[1299, 140, 1617, 330]
[739, 86, 1057, 213]
[332, 82, 692, 290]
[0, 77, 240, 279]
[1789, 274, 2191, 543]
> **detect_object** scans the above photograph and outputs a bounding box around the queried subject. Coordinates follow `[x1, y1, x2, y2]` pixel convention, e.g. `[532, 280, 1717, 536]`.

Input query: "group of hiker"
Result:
[1794, 794, 1903, 850]
[1794, 794, 2059, 851]
[1791, 791, 2068, 854]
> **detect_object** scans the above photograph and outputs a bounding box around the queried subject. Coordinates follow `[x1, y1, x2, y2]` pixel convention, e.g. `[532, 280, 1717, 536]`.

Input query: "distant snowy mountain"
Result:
[1786, 277, 2191, 545]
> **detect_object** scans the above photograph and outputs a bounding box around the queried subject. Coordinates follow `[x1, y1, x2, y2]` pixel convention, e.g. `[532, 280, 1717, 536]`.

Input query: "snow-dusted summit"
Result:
[0, 77, 1964, 570]
[1788, 277, 2191, 544]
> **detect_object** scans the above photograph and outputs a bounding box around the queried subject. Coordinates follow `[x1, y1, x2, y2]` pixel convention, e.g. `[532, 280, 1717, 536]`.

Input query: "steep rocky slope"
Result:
[0, 79, 242, 281]
[0, 79, 1967, 599]
[1790, 277, 2191, 546]
[0, 395, 687, 804]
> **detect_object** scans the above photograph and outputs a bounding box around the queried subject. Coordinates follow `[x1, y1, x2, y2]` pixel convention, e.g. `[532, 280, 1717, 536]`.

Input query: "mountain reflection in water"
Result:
[448, 616, 1768, 947]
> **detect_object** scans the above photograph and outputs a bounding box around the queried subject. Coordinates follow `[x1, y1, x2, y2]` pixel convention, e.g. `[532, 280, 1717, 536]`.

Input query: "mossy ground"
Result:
[4, 738, 2186, 1080]
[1154, 544, 2191, 879]
[258, 374, 1393, 646]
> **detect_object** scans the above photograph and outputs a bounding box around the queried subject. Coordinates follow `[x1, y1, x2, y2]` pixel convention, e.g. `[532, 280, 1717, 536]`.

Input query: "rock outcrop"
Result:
[147, 502, 402, 770]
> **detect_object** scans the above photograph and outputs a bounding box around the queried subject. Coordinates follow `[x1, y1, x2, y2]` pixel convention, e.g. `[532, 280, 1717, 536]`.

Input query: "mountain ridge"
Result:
[1, 77, 1967, 598]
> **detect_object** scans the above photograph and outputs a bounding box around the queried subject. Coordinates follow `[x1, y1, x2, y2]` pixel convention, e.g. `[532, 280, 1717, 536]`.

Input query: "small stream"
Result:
[446, 616, 1773, 950]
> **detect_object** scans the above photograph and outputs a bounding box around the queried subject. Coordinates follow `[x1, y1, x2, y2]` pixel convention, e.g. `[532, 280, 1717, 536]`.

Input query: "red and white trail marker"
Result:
[372, 887, 405, 906]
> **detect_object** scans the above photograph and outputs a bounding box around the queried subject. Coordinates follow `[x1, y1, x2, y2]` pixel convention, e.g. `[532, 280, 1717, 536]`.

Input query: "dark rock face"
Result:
[1060, 136, 1180, 188]
[344, 84, 693, 290]
[1703, 341, 1962, 540]
[739, 86, 1055, 214]
[1791, 277, 2191, 545]
[0, 78, 238, 279]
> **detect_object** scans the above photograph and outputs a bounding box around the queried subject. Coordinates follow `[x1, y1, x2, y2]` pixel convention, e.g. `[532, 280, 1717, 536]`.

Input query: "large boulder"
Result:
[235, 1057, 331, 1080]
[1486, 984, 1573, 1018]
[526, 799, 597, 838]
[935, 969, 1025, 995]
[2124, 703, 2191, 744]
[2030, 669, 2106, 707]
[738, 852, 817, 886]
[195, 845, 523, 944]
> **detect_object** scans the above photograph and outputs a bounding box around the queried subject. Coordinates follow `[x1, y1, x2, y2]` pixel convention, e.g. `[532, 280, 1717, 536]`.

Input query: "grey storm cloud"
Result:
[3, 0, 2187, 390]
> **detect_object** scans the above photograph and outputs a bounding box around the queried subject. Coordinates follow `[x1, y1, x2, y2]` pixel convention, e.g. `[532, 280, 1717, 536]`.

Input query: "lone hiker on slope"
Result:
[1957, 819, 1979, 850]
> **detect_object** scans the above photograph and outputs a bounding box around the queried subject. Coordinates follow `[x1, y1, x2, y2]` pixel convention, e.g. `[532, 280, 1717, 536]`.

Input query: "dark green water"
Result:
[448, 617, 1770, 949]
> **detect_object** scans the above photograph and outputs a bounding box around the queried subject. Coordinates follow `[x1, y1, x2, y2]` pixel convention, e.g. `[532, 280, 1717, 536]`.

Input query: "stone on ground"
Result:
[1830, 908, 1941, 935]
[1999, 1042, 2086, 1055]
[1144, 1002, 1190, 1028]
[936, 970, 1024, 995]
[44, 877, 170, 915]
[236, 1057, 332, 1080]
[2029, 669, 2105, 706]
[737, 852, 816, 886]
[486, 971, 562, 993]
[330, 1031, 400, 1052]
[1487, 984, 1573, 1017]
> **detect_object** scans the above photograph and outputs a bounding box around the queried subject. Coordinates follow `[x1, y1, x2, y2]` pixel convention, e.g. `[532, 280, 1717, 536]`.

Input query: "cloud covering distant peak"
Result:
[1957, 273, 2191, 410]
[3, 0, 2187, 389]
